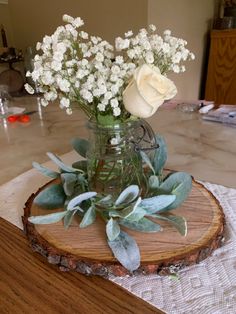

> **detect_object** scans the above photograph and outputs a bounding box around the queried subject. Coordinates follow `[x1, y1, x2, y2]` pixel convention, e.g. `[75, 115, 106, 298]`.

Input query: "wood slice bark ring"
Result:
[22, 178, 225, 277]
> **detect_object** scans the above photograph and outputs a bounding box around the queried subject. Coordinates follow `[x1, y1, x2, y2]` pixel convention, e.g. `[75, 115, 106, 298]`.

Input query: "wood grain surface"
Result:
[0, 218, 164, 314]
[205, 29, 236, 105]
[23, 179, 225, 276]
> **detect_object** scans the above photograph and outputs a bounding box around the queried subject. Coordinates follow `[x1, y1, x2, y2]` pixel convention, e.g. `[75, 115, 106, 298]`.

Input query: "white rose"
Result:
[123, 64, 177, 118]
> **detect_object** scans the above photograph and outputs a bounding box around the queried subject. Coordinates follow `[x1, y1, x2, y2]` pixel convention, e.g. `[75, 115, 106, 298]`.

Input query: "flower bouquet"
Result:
[25, 14, 195, 273]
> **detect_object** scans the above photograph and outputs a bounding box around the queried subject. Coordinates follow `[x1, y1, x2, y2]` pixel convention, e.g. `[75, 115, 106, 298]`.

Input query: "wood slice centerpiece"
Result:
[22, 178, 225, 277]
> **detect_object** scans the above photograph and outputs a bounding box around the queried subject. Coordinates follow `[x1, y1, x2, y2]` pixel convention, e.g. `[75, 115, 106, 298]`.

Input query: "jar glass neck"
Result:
[87, 118, 141, 132]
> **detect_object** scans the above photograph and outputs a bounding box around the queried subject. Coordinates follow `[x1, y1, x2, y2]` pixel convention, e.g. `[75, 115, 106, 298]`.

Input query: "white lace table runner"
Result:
[0, 153, 235, 314]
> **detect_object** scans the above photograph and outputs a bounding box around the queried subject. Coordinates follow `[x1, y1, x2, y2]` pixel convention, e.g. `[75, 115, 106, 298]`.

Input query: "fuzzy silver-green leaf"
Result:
[67, 192, 97, 210]
[72, 160, 87, 172]
[140, 151, 155, 174]
[108, 231, 140, 272]
[32, 162, 59, 179]
[120, 217, 162, 232]
[71, 138, 90, 158]
[47, 152, 79, 173]
[160, 172, 192, 210]
[153, 135, 167, 175]
[34, 184, 66, 209]
[64, 209, 78, 229]
[61, 173, 77, 196]
[80, 206, 96, 228]
[28, 211, 67, 224]
[153, 214, 187, 236]
[140, 194, 176, 214]
[106, 218, 120, 241]
[115, 185, 139, 206]
[148, 175, 159, 189]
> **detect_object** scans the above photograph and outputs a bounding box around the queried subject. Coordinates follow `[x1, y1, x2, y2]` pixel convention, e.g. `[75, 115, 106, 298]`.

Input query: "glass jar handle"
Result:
[130, 119, 159, 152]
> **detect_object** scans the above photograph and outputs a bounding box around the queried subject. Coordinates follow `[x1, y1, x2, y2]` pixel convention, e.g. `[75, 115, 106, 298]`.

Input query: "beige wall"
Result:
[148, 0, 216, 100]
[8, 0, 148, 51]
[0, 3, 14, 47]
[2, 0, 217, 100]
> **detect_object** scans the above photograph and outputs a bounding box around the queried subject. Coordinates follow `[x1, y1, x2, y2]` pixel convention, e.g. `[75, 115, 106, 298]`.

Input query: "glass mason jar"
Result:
[86, 119, 148, 197]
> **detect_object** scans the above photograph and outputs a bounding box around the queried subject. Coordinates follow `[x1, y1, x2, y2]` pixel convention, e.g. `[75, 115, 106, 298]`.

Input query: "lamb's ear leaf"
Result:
[115, 185, 139, 206]
[34, 184, 66, 209]
[79, 206, 96, 228]
[71, 138, 90, 158]
[108, 231, 140, 272]
[119, 217, 162, 233]
[28, 211, 67, 224]
[152, 214, 187, 236]
[67, 192, 97, 210]
[148, 175, 159, 189]
[64, 209, 78, 229]
[153, 135, 167, 175]
[160, 172, 192, 210]
[61, 173, 77, 196]
[32, 162, 60, 179]
[140, 194, 176, 214]
[106, 218, 120, 241]
[72, 160, 87, 172]
[109, 198, 145, 221]
[46, 152, 77, 173]
[140, 151, 155, 174]
[96, 194, 113, 207]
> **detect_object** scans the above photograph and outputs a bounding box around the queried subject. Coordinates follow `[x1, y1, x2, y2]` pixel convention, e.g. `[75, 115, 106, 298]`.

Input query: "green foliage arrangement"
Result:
[29, 135, 192, 272]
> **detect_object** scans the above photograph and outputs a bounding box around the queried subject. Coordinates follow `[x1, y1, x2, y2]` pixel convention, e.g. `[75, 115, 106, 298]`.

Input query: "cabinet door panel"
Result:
[205, 30, 236, 105]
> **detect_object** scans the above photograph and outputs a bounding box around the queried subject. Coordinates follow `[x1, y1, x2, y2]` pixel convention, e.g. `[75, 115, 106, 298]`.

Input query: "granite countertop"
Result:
[0, 96, 235, 188]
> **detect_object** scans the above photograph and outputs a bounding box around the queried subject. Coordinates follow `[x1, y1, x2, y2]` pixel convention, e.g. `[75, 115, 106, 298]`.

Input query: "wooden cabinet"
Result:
[205, 30, 236, 105]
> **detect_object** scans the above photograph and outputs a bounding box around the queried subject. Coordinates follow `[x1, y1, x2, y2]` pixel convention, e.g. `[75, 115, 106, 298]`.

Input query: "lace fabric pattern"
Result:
[110, 182, 236, 314]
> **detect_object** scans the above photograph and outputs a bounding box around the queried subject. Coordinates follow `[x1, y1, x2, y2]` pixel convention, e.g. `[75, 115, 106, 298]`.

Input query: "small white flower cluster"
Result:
[25, 15, 194, 119]
[115, 26, 195, 74]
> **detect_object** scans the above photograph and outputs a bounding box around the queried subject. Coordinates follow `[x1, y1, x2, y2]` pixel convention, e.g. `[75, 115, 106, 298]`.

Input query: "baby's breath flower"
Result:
[127, 49, 135, 59]
[44, 91, 57, 101]
[139, 28, 148, 37]
[95, 52, 104, 62]
[40, 98, 49, 107]
[24, 83, 35, 94]
[80, 31, 88, 39]
[72, 17, 84, 28]
[110, 138, 119, 145]
[172, 64, 180, 73]
[111, 65, 120, 74]
[113, 107, 121, 116]
[62, 14, 74, 23]
[115, 56, 124, 65]
[58, 79, 70, 92]
[104, 91, 113, 100]
[36, 42, 41, 50]
[60, 97, 70, 108]
[51, 60, 62, 71]
[125, 30, 133, 38]
[25, 15, 194, 119]
[97, 103, 106, 111]
[149, 24, 156, 32]
[145, 51, 154, 64]
[91, 36, 99, 45]
[163, 29, 171, 36]
[115, 37, 130, 50]
[110, 98, 119, 108]
[66, 108, 73, 115]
